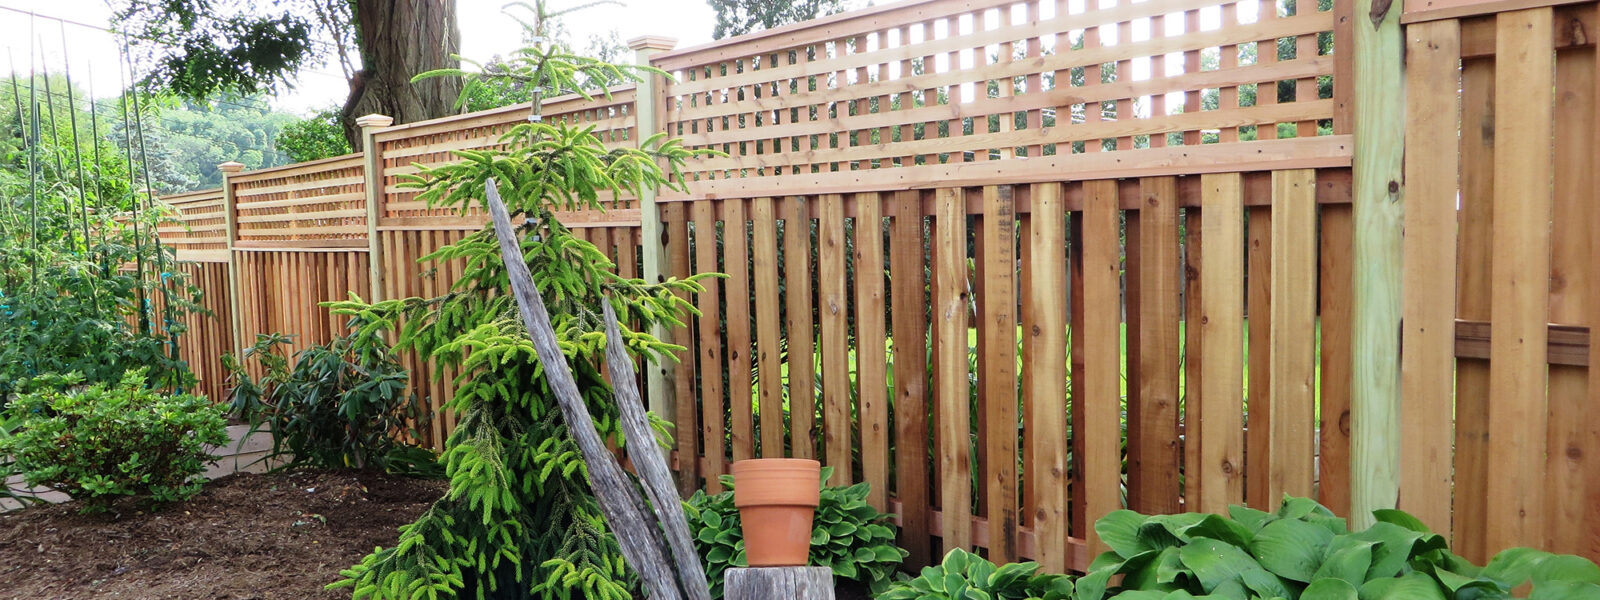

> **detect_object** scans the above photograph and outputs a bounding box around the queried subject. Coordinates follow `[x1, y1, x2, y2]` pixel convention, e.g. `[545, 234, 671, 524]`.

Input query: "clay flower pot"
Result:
[731, 458, 821, 567]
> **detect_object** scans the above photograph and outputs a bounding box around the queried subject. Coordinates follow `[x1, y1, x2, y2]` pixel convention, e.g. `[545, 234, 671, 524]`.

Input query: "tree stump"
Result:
[725, 567, 835, 600]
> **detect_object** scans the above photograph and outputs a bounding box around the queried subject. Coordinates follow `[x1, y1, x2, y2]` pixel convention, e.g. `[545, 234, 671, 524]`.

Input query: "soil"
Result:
[0, 469, 446, 600]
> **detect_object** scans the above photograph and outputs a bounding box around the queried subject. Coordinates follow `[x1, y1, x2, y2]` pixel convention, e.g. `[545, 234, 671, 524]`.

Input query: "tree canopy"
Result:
[707, 0, 853, 39]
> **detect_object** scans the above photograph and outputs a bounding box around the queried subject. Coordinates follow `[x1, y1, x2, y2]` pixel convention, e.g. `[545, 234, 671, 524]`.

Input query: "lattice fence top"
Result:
[651, 0, 1344, 199]
[156, 187, 229, 261]
[231, 153, 368, 249]
[374, 86, 640, 227]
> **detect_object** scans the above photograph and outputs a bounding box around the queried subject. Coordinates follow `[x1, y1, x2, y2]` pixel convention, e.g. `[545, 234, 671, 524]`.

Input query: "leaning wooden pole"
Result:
[484, 178, 695, 600]
[1349, 0, 1406, 529]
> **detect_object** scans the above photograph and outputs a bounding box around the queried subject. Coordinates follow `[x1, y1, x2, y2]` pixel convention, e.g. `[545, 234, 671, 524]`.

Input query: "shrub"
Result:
[1075, 496, 1600, 600]
[687, 466, 908, 598]
[224, 322, 436, 477]
[0, 370, 228, 512]
[878, 548, 1074, 600]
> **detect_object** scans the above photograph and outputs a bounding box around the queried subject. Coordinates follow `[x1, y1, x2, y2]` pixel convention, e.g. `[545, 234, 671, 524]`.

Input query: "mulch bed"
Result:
[0, 470, 446, 599]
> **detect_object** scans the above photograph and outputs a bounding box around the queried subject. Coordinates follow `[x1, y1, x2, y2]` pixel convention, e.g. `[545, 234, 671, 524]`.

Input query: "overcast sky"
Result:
[0, 0, 718, 114]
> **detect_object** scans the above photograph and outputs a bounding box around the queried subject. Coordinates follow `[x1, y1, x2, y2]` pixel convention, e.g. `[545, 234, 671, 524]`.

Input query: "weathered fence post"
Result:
[628, 34, 680, 460]
[1350, 0, 1406, 528]
[218, 161, 245, 351]
[356, 114, 394, 304]
[726, 567, 834, 600]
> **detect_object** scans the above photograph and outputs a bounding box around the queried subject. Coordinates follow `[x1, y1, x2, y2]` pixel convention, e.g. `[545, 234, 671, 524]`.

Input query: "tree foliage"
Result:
[707, 0, 854, 39]
[325, 5, 717, 596]
[276, 106, 354, 163]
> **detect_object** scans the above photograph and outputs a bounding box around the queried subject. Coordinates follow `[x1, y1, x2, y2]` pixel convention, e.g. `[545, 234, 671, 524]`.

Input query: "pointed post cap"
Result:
[218, 161, 246, 174]
[355, 114, 394, 128]
[627, 35, 677, 52]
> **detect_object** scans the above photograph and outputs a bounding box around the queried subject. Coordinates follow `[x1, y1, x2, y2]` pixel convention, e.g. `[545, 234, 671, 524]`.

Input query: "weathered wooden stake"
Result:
[726, 567, 835, 600]
[485, 178, 705, 600]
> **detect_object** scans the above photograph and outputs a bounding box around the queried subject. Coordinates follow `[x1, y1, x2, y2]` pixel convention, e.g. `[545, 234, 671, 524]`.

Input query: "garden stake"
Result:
[61, 23, 93, 257]
[484, 177, 697, 600]
[38, 36, 70, 219]
[114, 39, 149, 336]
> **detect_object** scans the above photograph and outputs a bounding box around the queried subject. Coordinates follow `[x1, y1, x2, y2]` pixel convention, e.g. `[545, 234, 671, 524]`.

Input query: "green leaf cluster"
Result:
[878, 548, 1075, 600]
[326, 20, 716, 598]
[0, 370, 229, 512]
[222, 316, 437, 477]
[686, 466, 909, 598]
[1074, 497, 1600, 600]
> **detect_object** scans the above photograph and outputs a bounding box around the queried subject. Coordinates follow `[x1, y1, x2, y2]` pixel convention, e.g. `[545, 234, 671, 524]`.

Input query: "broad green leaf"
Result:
[1530, 581, 1600, 600]
[1302, 578, 1360, 600]
[1531, 554, 1600, 585]
[1371, 509, 1432, 535]
[1482, 547, 1553, 588]
[1183, 514, 1256, 548]
[1251, 517, 1335, 582]
[1099, 510, 1153, 559]
[1178, 537, 1265, 593]
[1357, 572, 1446, 600]
[1313, 538, 1376, 587]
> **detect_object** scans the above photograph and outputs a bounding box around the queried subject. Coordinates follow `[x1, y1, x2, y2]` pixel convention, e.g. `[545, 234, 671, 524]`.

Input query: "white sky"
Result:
[0, 0, 718, 114]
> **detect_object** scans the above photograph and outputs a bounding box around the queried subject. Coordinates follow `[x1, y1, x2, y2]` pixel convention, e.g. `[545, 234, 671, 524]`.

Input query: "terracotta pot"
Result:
[731, 458, 821, 567]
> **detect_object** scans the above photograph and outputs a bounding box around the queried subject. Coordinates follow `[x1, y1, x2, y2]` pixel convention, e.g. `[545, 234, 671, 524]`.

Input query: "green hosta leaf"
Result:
[1357, 571, 1446, 600]
[1530, 581, 1600, 600]
[1302, 578, 1360, 600]
[1098, 510, 1154, 559]
[1228, 506, 1279, 533]
[1350, 522, 1425, 580]
[1371, 509, 1432, 535]
[1251, 517, 1335, 582]
[1532, 554, 1600, 586]
[1482, 547, 1553, 588]
[1314, 538, 1376, 587]
[1182, 514, 1255, 548]
[1177, 537, 1270, 595]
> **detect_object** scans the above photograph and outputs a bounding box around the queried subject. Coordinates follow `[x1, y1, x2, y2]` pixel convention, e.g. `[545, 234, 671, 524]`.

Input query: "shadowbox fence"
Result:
[150, 0, 1600, 576]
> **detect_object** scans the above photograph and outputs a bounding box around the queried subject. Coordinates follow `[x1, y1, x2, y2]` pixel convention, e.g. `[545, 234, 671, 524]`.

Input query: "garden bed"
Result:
[0, 469, 444, 598]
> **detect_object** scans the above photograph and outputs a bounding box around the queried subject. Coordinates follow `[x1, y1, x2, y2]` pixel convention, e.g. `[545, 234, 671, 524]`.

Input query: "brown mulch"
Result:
[0, 470, 446, 600]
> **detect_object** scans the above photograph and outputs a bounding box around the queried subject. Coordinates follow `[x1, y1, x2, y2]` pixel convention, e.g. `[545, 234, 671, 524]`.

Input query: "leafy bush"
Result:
[879, 548, 1074, 600]
[224, 321, 436, 476]
[687, 466, 907, 598]
[275, 106, 352, 163]
[1076, 497, 1600, 600]
[0, 370, 228, 512]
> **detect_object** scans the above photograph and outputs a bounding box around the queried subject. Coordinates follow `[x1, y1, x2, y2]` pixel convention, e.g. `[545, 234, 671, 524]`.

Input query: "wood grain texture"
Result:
[1245, 203, 1274, 509]
[1082, 180, 1125, 555]
[1027, 183, 1070, 573]
[819, 194, 852, 486]
[751, 198, 786, 457]
[889, 190, 932, 568]
[785, 197, 818, 461]
[1269, 169, 1318, 502]
[856, 193, 891, 511]
[724, 199, 756, 464]
[982, 185, 1020, 563]
[934, 187, 972, 554]
[693, 201, 728, 492]
[1452, 53, 1496, 563]
[1398, 19, 1461, 535]
[1198, 173, 1246, 514]
[1486, 7, 1554, 553]
[1132, 177, 1182, 514]
[726, 567, 835, 600]
[1317, 203, 1355, 517]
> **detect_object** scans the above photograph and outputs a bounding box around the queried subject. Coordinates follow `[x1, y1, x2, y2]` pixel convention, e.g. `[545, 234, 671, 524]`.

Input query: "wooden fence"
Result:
[151, 0, 1599, 575]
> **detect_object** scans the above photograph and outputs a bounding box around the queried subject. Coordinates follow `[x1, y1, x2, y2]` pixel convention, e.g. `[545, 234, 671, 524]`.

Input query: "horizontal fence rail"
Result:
[146, 0, 1600, 572]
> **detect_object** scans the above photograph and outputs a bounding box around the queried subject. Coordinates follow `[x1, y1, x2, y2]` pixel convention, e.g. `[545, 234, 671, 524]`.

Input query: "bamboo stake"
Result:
[60, 23, 92, 256]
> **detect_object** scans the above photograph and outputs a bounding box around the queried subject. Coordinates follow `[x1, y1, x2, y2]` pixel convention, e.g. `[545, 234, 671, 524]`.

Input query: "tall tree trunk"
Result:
[343, 0, 462, 148]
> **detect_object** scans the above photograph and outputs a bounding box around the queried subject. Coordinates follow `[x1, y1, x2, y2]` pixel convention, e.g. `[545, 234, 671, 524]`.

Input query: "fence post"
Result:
[356, 114, 394, 305]
[1350, 0, 1405, 528]
[218, 161, 245, 351]
[628, 34, 679, 455]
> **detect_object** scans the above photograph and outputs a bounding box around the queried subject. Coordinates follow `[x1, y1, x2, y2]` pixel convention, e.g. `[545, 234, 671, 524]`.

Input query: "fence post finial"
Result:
[358, 114, 392, 306]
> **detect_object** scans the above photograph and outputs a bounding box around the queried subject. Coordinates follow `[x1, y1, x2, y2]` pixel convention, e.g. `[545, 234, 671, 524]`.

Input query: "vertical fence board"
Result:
[1453, 50, 1496, 564]
[856, 193, 890, 510]
[1399, 19, 1462, 535]
[1269, 169, 1318, 501]
[1245, 202, 1274, 509]
[934, 187, 972, 554]
[693, 201, 728, 492]
[1318, 203, 1354, 517]
[1133, 177, 1181, 514]
[784, 197, 817, 461]
[982, 185, 1020, 563]
[725, 199, 756, 464]
[1028, 183, 1070, 573]
[752, 197, 786, 457]
[1183, 205, 1204, 510]
[1198, 173, 1246, 514]
[665, 203, 699, 494]
[819, 194, 852, 486]
[1486, 7, 1555, 554]
[1546, 40, 1597, 555]
[890, 190, 931, 568]
[1082, 180, 1124, 555]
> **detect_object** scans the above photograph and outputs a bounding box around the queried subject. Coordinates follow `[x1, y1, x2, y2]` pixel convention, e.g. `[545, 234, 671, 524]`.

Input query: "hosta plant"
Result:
[0, 370, 229, 512]
[1078, 496, 1600, 600]
[877, 548, 1075, 600]
[687, 466, 907, 598]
